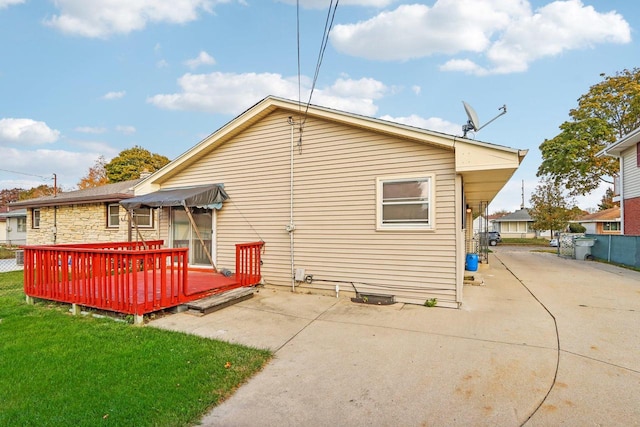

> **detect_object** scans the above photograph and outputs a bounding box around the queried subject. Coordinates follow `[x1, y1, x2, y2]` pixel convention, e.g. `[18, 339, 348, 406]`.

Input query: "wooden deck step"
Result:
[185, 287, 255, 316]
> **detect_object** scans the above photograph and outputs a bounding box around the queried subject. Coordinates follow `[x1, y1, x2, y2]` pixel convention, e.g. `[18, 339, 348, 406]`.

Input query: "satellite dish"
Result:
[463, 101, 480, 132]
[462, 101, 507, 138]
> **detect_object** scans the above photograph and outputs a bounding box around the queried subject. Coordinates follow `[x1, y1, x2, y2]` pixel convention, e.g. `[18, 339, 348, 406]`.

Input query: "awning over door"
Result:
[120, 184, 228, 210]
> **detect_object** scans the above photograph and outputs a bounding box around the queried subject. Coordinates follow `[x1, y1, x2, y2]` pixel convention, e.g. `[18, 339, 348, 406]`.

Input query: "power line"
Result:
[0, 168, 50, 180]
[298, 0, 340, 127]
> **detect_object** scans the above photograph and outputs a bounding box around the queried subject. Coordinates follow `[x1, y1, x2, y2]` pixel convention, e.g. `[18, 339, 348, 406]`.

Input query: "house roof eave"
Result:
[598, 126, 640, 157]
[135, 96, 526, 193]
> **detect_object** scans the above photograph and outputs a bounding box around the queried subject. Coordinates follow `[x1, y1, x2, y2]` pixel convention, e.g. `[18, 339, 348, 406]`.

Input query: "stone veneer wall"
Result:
[26, 203, 161, 245]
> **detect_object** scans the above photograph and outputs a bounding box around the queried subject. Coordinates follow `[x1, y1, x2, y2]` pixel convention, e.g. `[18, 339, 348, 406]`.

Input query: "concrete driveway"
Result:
[149, 247, 640, 426]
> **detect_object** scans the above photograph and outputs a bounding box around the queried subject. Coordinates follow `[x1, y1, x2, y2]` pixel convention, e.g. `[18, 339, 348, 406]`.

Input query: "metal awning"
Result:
[120, 184, 228, 210]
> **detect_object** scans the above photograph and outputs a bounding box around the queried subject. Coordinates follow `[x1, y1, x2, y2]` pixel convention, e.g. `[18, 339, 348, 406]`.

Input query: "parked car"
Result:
[479, 231, 502, 246]
[549, 238, 559, 247]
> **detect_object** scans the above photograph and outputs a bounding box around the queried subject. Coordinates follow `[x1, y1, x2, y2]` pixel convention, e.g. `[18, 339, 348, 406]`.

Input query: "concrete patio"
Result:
[149, 246, 640, 426]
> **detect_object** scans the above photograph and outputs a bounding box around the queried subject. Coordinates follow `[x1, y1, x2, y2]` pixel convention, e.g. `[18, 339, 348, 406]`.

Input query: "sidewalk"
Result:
[150, 252, 559, 426]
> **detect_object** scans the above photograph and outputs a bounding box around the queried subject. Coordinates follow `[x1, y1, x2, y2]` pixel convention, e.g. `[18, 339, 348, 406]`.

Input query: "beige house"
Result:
[123, 96, 526, 308]
[491, 208, 550, 238]
[9, 179, 160, 245]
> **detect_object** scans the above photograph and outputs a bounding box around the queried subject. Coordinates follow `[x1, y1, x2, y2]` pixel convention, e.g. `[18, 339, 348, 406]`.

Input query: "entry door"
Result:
[171, 207, 213, 266]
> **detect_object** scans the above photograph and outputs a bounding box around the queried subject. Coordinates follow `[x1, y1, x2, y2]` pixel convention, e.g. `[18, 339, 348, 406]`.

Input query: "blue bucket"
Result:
[465, 253, 479, 272]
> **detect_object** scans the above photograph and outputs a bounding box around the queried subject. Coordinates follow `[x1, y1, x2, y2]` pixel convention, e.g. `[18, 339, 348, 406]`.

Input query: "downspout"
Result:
[53, 206, 57, 244]
[287, 117, 296, 291]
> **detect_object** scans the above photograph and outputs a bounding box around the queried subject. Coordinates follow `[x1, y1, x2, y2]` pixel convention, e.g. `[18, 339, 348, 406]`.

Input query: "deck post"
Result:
[71, 303, 81, 316]
[134, 314, 144, 326]
[25, 295, 34, 305]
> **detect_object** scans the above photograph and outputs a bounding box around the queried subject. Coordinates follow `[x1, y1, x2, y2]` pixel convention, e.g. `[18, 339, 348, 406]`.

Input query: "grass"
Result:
[501, 237, 550, 246]
[0, 271, 272, 427]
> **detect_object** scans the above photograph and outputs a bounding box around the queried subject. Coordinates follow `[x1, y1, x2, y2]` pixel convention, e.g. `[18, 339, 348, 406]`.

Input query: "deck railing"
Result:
[23, 240, 264, 317]
[236, 241, 264, 286]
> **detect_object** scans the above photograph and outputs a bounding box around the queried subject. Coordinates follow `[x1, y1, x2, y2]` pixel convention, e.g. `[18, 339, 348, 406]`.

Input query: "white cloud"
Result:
[75, 126, 106, 134]
[148, 72, 387, 116]
[379, 114, 461, 135]
[331, 0, 631, 75]
[44, 0, 219, 38]
[157, 59, 169, 68]
[102, 91, 126, 100]
[0, 147, 101, 191]
[0, 0, 24, 9]
[411, 85, 421, 95]
[278, 0, 396, 8]
[116, 125, 136, 135]
[0, 118, 60, 145]
[185, 51, 216, 69]
[439, 59, 490, 76]
[66, 140, 119, 158]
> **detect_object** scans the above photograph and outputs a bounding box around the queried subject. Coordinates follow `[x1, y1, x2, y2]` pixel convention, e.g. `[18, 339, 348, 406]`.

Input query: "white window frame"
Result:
[603, 221, 620, 231]
[32, 209, 41, 229]
[133, 207, 153, 228]
[17, 217, 26, 232]
[376, 174, 435, 231]
[107, 204, 120, 228]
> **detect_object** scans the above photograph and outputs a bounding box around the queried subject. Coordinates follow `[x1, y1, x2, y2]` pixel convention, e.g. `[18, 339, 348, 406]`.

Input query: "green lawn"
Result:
[501, 237, 550, 246]
[0, 271, 272, 427]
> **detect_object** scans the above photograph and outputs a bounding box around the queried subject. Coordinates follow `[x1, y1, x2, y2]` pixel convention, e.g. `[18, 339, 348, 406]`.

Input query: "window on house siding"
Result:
[17, 217, 26, 232]
[32, 209, 40, 228]
[133, 207, 153, 228]
[377, 175, 434, 230]
[107, 204, 120, 228]
[603, 222, 620, 231]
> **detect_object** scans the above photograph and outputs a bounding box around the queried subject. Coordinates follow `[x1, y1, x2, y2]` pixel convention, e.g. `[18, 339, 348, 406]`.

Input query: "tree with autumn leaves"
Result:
[529, 177, 583, 238]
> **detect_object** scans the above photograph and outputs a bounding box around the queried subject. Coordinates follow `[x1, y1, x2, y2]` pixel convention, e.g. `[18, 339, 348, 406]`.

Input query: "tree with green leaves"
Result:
[105, 146, 170, 183]
[529, 176, 580, 238]
[538, 68, 640, 197]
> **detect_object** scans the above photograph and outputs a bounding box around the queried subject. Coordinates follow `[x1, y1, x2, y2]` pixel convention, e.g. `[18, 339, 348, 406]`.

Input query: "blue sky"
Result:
[0, 0, 636, 212]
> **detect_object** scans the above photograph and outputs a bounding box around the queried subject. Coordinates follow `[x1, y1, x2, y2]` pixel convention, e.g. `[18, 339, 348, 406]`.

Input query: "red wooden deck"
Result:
[22, 240, 263, 317]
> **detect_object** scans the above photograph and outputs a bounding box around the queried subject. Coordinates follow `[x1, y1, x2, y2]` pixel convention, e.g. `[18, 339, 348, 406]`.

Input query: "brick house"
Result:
[598, 127, 640, 235]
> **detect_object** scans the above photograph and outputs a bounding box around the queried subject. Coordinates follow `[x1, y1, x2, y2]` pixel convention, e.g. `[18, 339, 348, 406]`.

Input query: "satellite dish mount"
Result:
[462, 101, 507, 138]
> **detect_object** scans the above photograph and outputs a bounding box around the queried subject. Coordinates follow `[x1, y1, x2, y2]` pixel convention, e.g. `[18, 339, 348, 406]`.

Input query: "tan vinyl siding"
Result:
[622, 145, 640, 198]
[161, 110, 458, 306]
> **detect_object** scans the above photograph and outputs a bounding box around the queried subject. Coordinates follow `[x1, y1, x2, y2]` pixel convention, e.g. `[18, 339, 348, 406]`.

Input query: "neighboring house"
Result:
[572, 206, 621, 235]
[492, 208, 548, 238]
[486, 213, 505, 232]
[9, 179, 159, 245]
[0, 209, 27, 245]
[0, 206, 7, 243]
[598, 127, 640, 235]
[123, 96, 526, 308]
[472, 215, 488, 233]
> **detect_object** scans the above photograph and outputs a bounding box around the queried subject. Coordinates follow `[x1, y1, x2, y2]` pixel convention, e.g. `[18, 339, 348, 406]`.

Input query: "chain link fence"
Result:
[0, 244, 24, 273]
[557, 233, 585, 258]
[0, 244, 25, 302]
